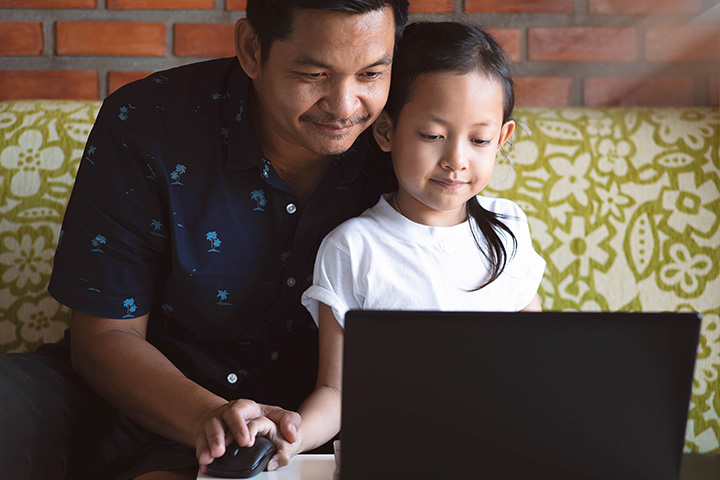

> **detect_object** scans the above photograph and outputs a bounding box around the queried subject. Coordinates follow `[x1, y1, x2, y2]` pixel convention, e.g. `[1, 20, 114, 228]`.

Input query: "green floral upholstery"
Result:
[1, 100, 98, 352]
[0, 100, 718, 453]
[486, 107, 720, 454]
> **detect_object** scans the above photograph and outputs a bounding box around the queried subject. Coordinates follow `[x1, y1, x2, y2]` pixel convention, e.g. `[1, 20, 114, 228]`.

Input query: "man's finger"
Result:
[260, 404, 301, 443]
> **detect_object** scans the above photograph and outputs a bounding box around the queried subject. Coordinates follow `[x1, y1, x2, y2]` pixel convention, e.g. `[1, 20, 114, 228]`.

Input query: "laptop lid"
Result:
[340, 311, 701, 480]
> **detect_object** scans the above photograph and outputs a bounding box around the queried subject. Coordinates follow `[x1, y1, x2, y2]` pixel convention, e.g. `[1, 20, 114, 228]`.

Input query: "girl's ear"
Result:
[497, 120, 515, 151]
[235, 18, 262, 79]
[372, 111, 393, 153]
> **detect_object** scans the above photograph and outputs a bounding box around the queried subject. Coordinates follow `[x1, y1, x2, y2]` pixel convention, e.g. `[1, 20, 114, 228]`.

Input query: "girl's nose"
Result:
[441, 140, 468, 171]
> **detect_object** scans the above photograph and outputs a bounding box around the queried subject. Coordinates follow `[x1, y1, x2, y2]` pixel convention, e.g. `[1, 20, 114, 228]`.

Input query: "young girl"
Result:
[259, 21, 546, 466]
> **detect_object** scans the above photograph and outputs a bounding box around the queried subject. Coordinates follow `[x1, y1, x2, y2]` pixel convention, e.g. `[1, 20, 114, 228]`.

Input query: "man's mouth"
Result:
[300, 114, 370, 137]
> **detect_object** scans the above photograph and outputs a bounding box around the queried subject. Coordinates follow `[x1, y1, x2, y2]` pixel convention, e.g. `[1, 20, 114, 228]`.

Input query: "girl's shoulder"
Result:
[321, 197, 387, 245]
[474, 195, 528, 221]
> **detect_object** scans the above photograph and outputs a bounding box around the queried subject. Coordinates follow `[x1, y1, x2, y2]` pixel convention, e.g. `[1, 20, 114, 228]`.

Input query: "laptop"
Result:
[339, 311, 701, 480]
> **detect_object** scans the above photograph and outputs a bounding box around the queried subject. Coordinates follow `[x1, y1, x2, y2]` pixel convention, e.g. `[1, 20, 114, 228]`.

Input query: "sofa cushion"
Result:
[0, 100, 99, 352]
[0, 100, 718, 453]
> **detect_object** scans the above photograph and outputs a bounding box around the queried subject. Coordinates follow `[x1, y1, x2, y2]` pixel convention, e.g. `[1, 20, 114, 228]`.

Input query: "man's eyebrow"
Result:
[292, 53, 393, 70]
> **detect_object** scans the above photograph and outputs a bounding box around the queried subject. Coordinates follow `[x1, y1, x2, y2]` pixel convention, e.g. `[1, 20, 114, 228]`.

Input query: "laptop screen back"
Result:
[340, 311, 700, 480]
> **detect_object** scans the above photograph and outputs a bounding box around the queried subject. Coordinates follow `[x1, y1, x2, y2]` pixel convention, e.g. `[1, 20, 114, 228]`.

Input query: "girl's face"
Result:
[374, 70, 515, 227]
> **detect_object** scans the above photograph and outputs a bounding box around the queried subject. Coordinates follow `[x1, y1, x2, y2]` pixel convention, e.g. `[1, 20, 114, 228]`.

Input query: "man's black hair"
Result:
[245, 0, 409, 64]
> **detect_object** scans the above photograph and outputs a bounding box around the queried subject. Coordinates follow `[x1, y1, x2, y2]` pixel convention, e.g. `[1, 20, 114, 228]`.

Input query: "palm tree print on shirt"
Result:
[118, 103, 136, 121]
[217, 290, 232, 306]
[150, 219, 165, 238]
[251, 190, 266, 211]
[206, 231, 222, 252]
[91, 235, 107, 252]
[170, 164, 187, 185]
[123, 298, 137, 318]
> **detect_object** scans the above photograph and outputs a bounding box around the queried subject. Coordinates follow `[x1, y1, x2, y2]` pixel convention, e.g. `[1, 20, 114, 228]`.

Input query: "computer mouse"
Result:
[206, 436, 277, 478]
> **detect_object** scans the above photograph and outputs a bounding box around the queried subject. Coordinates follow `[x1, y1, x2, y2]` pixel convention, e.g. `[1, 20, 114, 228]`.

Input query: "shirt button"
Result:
[270, 351, 279, 361]
[286, 203, 297, 214]
[286, 277, 296, 287]
[227, 373, 238, 384]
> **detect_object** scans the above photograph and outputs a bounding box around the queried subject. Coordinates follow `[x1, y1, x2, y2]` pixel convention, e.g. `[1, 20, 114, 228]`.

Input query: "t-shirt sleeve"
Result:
[48, 95, 168, 319]
[301, 227, 362, 329]
[506, 203, 546, 311]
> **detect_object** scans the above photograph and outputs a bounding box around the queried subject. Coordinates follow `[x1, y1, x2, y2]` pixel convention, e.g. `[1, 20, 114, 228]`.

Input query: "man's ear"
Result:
[372, 111, 393, 153]
[497, 119, 515, 151]
[235, 18, 262, 79]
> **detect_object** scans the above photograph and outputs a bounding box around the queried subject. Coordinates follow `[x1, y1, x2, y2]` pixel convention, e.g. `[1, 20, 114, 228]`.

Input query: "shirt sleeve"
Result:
[506, 204, 546, 311]
[301, 227, 362, 328]
[48, 93, 169, 319]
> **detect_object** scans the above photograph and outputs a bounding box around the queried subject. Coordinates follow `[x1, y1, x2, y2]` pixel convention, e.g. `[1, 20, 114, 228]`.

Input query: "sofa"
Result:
[1, 99, 718, 454]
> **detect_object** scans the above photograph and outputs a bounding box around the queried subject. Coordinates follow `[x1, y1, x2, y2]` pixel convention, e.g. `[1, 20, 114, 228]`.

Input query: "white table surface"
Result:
[196, 454, 335, 480]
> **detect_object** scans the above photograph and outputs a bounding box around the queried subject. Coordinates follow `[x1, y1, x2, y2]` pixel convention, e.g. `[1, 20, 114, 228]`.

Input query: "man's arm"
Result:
[70, 310, 300, 468]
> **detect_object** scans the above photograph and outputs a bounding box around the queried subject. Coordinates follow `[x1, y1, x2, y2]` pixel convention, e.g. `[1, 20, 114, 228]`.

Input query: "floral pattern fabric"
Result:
[0, 101, 718, 453]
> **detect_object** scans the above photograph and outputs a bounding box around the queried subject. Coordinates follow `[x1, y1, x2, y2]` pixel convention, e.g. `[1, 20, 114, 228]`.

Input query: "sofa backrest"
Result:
[0, 100, 718, 453]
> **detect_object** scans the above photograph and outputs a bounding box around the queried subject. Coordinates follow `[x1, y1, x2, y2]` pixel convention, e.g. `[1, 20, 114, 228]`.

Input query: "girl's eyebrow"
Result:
[292, 53, 393, 70]
[424, 114, 496, 127]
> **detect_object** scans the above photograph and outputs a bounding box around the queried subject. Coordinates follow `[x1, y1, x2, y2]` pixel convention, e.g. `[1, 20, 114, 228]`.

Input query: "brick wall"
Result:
[0, 0, 718, 106]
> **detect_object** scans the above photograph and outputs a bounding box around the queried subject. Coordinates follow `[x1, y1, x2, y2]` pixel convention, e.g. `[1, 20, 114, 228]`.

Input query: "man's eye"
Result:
[301, 73, 325, 79]
[360, 71, 383, 80]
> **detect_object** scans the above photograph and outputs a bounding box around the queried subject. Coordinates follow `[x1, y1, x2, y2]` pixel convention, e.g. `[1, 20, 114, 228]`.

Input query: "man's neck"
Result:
[271, 154, 335, 209]
[250, 89, 337, 209]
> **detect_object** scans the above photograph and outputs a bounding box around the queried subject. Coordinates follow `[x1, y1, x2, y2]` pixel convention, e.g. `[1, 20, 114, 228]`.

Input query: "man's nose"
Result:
[320, 79, 361, 121]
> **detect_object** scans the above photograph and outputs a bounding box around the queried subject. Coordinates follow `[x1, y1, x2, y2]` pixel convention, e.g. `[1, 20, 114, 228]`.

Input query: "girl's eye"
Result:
[471, 139, 491, 146]
[420, 133, 442, 141]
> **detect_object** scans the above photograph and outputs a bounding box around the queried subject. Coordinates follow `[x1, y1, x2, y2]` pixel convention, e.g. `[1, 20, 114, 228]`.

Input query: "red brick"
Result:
[584, 77, 695, 107]
[108, 0, 213, 8]
[409, 0, 454, 13]
[711, 77, 719, 107]
[646, 26, 720, 62]
[516, 77, 573, 107]
[488, 28, 521, 64]
[589, 0, 702, 14]
[0, 70, 99, 101]
[174, 23, 235, 57]
[226, 0, 245, 10]
[108, 71, 152, 95]
[0, 0, 96, 7]
[528, 27, 637, 62]
[466, 0, 573, 13]
[0, 22, 43, 56]
[57, 21, 166, 57]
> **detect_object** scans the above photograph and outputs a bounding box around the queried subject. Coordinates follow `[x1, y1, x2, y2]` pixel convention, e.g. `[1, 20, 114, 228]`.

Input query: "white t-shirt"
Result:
[301, 194, 546, 327]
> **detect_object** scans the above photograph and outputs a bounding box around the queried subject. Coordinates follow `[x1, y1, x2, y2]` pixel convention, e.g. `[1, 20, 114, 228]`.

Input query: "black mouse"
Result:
[206, 436, 277, 478]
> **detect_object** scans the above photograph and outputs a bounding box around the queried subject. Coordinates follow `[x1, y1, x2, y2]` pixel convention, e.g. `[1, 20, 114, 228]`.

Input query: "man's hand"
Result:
[196, 399, 301, 473]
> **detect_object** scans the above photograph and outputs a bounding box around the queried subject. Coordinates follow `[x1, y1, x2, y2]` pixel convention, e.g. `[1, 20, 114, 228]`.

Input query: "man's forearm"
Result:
[70, 310, 227, 446]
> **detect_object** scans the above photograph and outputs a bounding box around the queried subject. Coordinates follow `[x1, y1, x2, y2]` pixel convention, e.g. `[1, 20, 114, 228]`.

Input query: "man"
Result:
[0, 1, 408, 479]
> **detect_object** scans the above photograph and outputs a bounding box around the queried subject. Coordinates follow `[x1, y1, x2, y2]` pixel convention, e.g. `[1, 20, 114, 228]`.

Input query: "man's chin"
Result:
[308, 135, 362, 157]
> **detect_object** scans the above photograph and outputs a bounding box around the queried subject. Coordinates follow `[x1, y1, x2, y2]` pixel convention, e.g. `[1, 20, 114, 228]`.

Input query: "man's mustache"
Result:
[299, 114, 371, 128]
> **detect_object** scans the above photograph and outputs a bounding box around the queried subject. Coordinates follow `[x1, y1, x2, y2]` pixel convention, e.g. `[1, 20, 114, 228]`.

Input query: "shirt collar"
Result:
[224, 63, 265, 171]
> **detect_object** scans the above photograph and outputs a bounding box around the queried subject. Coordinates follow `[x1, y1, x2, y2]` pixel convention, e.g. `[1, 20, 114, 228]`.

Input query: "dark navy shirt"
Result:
[49, 57, 387, 410]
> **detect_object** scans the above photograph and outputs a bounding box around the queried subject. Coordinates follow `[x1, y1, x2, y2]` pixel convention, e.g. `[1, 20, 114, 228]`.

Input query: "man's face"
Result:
[250, 7, 396, 161]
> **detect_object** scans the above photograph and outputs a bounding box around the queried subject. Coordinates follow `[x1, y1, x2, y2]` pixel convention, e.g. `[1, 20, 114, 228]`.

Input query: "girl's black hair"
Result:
[386, 21, 518, 289]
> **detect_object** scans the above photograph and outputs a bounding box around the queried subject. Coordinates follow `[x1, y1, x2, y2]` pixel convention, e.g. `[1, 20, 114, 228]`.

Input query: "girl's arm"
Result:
[297, 302, 345, 451]
[521, 293, 542, 312]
